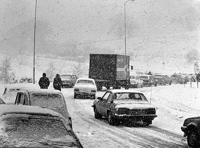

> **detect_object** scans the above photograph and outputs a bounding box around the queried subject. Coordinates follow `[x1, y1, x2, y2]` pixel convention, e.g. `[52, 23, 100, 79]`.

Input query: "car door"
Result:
[100, 92, 113, 117]
[96, 92, 110, 116]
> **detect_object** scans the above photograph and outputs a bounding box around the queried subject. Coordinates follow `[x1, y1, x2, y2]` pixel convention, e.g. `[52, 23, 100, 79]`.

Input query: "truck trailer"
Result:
[89, 54, 130, 90]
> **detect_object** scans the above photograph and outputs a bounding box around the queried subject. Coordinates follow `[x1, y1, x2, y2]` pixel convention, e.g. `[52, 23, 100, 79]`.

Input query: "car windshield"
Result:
[31, 93, 64, 108]
[0, 116, 78, 147]
[60, 75, 72, 80]
[114, 92, 148, 102]
[77, 80, 94, 85]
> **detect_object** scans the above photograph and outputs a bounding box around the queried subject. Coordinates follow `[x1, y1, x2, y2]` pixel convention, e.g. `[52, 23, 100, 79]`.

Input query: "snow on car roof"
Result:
[19, 87, 63, 94]
[0, 104, 64, 118]
[109, 89, 143, 94]
[77, 77, 94, 81]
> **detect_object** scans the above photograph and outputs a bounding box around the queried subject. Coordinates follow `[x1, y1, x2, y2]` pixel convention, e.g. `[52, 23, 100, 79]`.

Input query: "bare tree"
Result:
[0, 57, 15, 84]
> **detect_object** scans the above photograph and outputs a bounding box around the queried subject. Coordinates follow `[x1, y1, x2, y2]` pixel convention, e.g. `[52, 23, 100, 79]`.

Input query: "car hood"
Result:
[115, 102, 154, 109]
[74, 84, 96, 89]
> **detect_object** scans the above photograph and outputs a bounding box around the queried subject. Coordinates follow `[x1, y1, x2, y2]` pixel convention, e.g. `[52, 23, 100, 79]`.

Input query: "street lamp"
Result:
[124, 0, 135, 56]
[33, 0, 38, 84]
[124, 0, 134, 89]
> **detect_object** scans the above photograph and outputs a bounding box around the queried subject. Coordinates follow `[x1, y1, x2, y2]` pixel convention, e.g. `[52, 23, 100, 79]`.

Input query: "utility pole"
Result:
[33, 0, 37, 84]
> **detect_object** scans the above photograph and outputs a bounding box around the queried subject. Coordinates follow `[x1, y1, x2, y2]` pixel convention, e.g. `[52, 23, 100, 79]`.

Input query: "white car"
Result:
[74, 78, 97, 99]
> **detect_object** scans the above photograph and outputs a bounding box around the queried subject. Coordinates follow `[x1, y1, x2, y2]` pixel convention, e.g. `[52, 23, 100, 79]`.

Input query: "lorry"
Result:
[89, 54, 130, 90]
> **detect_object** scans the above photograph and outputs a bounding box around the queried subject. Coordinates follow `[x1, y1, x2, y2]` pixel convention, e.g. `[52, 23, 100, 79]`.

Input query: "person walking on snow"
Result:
[53, 74, 63, 91]
[38, 73, 50, 89]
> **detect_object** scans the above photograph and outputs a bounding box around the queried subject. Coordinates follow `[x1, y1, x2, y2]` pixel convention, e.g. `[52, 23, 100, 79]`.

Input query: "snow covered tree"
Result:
[0, 57, 15, 84]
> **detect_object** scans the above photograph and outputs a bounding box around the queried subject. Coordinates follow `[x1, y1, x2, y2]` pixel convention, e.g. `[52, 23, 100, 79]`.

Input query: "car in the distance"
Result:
[181, 116, 200, 147]
[0, 105, 83, 148]
[138, 75, 157, 87]
[129, 75, 143, 88]
[74, 78, 97, 99]
[60, 74, 78, 88]
[14, 88, 72, 128]
[92, 89, 157, 126]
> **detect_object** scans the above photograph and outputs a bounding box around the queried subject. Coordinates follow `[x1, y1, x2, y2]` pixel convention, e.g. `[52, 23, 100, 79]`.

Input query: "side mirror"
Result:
[97, 97, 103, 101]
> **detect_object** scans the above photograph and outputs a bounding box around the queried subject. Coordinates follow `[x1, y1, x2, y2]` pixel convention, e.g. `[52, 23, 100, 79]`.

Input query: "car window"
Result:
[107, 94, 114, 103]
[115, 93, 148, 101]
[102, 92, 111, 101]
[24, 94, 28, 105]
[30, 93, 64, 108]
[77, 80, 94, 84]
[0, 116, 78, 147]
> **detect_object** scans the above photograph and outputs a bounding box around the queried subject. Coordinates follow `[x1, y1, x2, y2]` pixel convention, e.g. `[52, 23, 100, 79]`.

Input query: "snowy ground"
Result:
[0, 82, 200, 147]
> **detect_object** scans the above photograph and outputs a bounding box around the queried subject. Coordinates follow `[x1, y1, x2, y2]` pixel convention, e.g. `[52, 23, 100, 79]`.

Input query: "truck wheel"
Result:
[187, 130, 199, 147]
[94, 108, 102, 119]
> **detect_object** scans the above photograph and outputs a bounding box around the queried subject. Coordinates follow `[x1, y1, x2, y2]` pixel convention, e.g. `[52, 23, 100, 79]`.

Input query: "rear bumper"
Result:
[75, 91, 96, 96]
[113, 114, 157, 121]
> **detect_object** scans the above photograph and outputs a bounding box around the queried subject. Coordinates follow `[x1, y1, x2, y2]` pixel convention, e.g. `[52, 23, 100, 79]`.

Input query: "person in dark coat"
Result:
[38, 73, 50, 89]
[53, 74, 63, 91]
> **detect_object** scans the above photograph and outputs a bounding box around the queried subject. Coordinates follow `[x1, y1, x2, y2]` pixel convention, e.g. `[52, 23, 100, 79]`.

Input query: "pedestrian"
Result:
[53, 74, 63, 91]
[38, 73, 50, 89]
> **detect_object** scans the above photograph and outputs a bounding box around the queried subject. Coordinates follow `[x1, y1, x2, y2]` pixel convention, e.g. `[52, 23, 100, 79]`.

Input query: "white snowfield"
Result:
[0, 82, 199, 147]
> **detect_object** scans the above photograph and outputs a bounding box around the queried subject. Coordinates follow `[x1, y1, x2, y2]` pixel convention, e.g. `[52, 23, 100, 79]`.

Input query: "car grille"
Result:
[129, 109, 155, 115]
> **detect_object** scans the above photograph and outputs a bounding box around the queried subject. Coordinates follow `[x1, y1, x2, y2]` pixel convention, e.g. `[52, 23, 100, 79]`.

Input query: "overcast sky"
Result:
[0, 0, 200, 44]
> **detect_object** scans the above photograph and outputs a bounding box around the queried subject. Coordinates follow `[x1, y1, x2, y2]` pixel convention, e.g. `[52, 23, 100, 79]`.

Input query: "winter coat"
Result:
[39, 77, 50, 89]
[53, 76, 63, 91]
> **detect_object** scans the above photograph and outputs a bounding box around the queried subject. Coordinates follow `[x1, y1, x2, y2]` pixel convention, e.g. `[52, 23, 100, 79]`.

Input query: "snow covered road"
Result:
[62, 84, 199, 148]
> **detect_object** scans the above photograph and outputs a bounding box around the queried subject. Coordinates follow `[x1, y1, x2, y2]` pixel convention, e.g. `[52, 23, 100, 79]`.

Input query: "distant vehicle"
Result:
[92, 89, 157, 126]
[181, 116, 200, 147]
[14, 88, 72, 128]
[0, 105, 83, 148]
[89, 54, 130, 90]
[19, 77, 33, 83]
[138, 75, 157, 87]
[170, 74, 186, 84]
[153, 74, 172, 85]
[60, 74, 78, 88]
[0, 84, 39, 104]
[74, 78, 97, 99]
[129, 75, 143, 88]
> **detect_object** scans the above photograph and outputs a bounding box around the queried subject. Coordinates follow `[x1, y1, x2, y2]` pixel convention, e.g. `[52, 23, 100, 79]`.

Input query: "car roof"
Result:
[77, 77, 94, 81]
[18, 87, 63, 95]
[4, 84, 39, 90]
[109, 89, 143, 94]
[0, 104, 65, 118]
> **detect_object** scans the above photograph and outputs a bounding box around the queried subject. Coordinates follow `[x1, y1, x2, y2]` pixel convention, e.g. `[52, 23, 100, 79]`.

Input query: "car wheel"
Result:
[94, 108, 102, 119]
[74, 93, 77, 99]
[187, 130, 199, 147]
[108, 112, 117, 125]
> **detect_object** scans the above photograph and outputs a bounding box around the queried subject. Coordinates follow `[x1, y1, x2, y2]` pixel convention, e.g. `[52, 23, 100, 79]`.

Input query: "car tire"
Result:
[187, 130, 199, 147]
[108, 112, 116, 125]
[94, 108, 102, 119]
[74, 93, 77, 99]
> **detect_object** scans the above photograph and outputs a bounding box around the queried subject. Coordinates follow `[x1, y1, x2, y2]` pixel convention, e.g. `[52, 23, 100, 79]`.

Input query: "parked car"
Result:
[19, 77, 33, 83]
[92, 89, 157, 126]
[129, 75, 143, 88]
[60, 74, 78, 88]
[14, 88, 72, 128]
[138, 75, 157, 87]
[0, 105, 83, 148]
[181, 116, 200, 147]
[0, 84, 39, 104]
[74, 78, 97, 99]
[153, 74, 172, 85]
